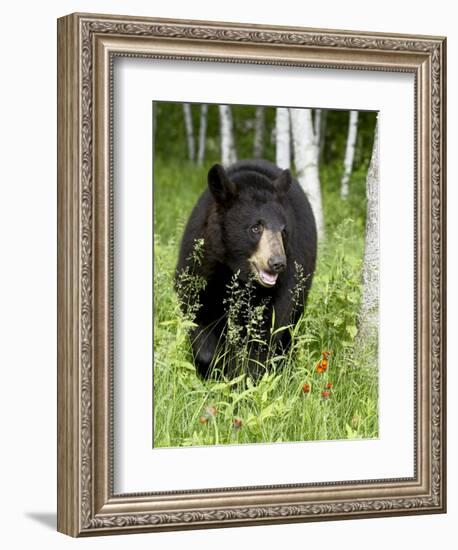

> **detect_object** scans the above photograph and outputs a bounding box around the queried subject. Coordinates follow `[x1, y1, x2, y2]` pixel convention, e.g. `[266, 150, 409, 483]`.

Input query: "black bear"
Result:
[176, 159, 317, 379]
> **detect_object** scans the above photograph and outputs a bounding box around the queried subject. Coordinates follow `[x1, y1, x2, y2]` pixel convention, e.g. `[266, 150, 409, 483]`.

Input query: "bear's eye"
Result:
[251, 223, 263, 234]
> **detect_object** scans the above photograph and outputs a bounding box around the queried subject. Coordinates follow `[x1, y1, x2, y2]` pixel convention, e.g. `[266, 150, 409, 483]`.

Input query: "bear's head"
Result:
[208, 164, 292, 288]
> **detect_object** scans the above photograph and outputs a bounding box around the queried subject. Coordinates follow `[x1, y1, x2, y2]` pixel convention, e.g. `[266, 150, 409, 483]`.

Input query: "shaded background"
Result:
[154, 102, 376, 165]
[154, 102, 377, 241]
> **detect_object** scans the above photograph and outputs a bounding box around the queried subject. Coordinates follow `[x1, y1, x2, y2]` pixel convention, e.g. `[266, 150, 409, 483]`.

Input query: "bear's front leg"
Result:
[245, 344, 269, 382]
[190, 325, 219, 379]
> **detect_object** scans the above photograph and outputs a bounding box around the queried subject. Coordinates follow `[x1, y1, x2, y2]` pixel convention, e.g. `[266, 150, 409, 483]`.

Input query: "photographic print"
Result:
[58, 13, 445, 535]
[153, 101, 379, 448]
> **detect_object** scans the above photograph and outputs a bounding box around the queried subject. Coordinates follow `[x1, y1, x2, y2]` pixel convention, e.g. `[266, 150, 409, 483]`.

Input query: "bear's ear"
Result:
[208, 164, 237, 204]
[273, 169, 292, 196]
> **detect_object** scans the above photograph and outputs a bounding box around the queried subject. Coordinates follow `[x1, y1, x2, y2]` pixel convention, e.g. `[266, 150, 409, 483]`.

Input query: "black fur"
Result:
[176, 159, 317, 379]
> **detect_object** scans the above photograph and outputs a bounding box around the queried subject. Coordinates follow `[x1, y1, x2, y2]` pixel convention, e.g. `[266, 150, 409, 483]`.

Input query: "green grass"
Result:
[153, 159, 378, 447]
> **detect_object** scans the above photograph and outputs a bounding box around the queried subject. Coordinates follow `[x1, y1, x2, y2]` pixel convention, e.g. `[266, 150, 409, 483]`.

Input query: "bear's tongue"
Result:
[259, 269, 278, 286]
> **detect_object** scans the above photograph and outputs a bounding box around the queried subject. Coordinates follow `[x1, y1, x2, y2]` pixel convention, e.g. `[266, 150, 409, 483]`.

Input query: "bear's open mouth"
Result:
[252, 264, 278, 287]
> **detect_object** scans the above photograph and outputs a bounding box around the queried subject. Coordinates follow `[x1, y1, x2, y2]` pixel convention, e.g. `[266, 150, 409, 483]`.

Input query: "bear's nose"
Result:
[268, 255, 286, 273]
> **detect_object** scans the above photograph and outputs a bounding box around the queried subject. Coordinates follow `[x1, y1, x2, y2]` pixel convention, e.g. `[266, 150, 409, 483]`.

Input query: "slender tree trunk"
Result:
[197, 104, 208, 166]
[313, 109, 322, 141]
[290, 108, 325, 241]
[253, 106, 265, 158]
[182, 103, 195, 162]
[275, 108, 291, 169]
[219, 105, 237, 166]
[318, 109, 327, 163]
[359, 120, 379, 341]
[341, 110, 359, 199]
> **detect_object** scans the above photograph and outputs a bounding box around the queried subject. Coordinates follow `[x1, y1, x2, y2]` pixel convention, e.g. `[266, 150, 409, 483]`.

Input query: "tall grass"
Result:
[153, 160, 378, 447]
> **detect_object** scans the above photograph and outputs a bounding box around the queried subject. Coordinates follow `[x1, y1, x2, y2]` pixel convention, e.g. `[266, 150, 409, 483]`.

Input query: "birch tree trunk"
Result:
[313, 109, 322, 140]
[197, 104, 208, 166]
[318, 109, 327, 163]
[341, 110, 359, 199]
[253, 106, 265, 158]
[275, 108, 291, 169]
[182, 103, 195, 162]
[358, 120, 379, 341]
[290, 107, 325, 240]
[219, 105, 237, 166]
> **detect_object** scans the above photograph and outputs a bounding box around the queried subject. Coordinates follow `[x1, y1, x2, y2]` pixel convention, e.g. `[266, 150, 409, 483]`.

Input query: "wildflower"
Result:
[200, 405, 217, 422]
[233, 418, 243, 429]
[321, 390, 331, 399]
[302, 383, 311, 394]
[316, 362, 327, 374]
[316, 351, 332, 373]
[175, 238, 207, 322]
[326, 382, 333, 390]
[204, 405, 217, 418]
[290, 262, 311, 312]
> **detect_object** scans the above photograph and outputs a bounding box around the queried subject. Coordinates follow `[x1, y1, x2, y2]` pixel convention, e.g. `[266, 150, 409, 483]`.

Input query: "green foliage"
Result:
[321, 110, 376, 169]
[154, 102, 376, 172]
[153, 157, 378, 447]
[154, 103, 279, 164]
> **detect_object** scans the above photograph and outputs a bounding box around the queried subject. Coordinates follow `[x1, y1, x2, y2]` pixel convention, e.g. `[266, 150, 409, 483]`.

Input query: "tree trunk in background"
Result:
[275, 108, 291, 169]
[197, 104, 208, 166]
[341, 110, 359, 199]
[359, 120, 379, 341]
[253, 106, 265, 158]
[318, 109, 327, 163]
[182, 103, 195, 162]
[290, 108, 325, 241]
[219, 105, 237, 166]
[313, 109, 322, 141]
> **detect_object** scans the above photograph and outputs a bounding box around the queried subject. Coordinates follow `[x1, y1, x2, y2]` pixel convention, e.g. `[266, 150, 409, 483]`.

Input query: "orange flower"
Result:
[233, 418, 243, 429]
[199, 415, 208, 424]
[302, 383, 311, 394]
[321, 390, 331, 399]
[316, 351, 332, 373]
[326, 382, 333, 390]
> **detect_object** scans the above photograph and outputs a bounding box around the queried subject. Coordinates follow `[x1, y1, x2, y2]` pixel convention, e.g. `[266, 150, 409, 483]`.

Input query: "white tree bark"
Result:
[219, 105, 237, 166]
[253, 106, 265, 158]
[197, 104, 208, 166]
[182, 103, 195, 162]
[313, 109, 322, 140]
[318, 109, 327, 162]
[290, 108, 325, 241]
[359, 120, 379, 341]
[275, 108, 291, 169]
[341, 110, 359, 199]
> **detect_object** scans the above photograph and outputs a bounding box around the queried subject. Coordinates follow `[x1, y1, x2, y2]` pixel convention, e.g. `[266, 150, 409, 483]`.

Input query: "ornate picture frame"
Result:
[57, 12, 446, 536]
